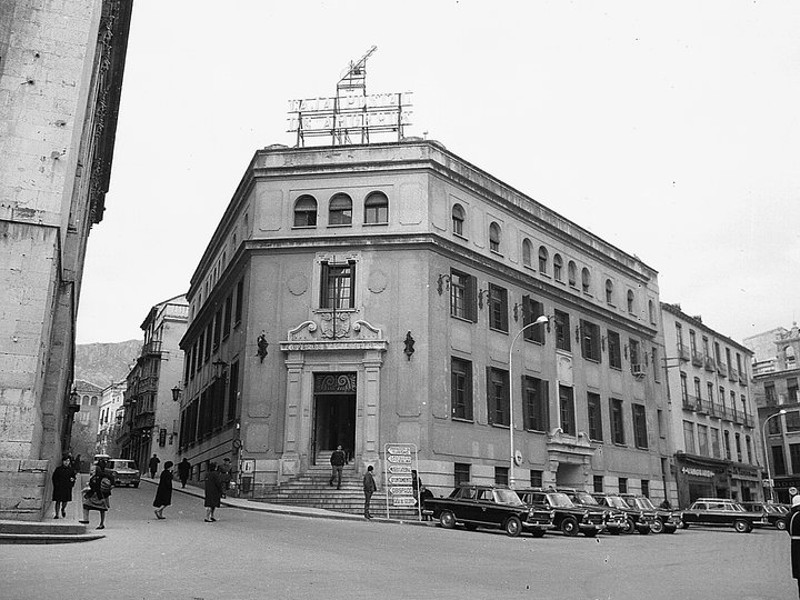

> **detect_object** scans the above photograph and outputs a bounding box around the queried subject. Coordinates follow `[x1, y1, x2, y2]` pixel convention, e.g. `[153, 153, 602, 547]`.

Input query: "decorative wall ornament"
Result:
[403, 331, 415, 360]
[367, 270, 388, 294]
[320, 311, 351, 339]
[287, 274, 308, 296]
[314, 373, 357, 393]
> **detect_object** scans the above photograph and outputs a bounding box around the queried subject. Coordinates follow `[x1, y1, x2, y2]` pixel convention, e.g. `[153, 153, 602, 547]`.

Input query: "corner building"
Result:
[179, 141, 672, 503]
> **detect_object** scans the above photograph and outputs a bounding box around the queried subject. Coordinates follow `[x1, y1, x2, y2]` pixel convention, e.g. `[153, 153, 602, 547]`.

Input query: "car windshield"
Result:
[494, 489, 524, 506]
[574, 491, 599, 505]
[547, 493, 575, 508]
[605, 496, 629, 509]
[636, 497, 657, 510]
[731, 503, 747, 512]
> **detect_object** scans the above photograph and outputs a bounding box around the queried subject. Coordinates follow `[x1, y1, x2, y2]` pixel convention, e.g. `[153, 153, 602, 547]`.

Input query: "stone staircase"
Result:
[255, 452, 422, 520]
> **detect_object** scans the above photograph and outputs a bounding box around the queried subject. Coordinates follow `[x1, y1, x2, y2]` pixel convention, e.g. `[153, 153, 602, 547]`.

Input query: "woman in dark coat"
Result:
[51, 455, 75, 519]
[153, 461, 174, 519]
[80, 459, 114, 530]
[204, 462, 224, 522]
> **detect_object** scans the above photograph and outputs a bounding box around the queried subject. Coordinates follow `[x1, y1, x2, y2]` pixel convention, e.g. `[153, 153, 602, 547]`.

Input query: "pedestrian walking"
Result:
[219, 457, 232, 498]
[177, 457, 191, 488]
[363, 465, 377, 519]
[51, 455, 76, 519]
[153, 461, 174, 520]
[80, 458, 114, 530]
[72, 454, 83, 475]
[204, 462, 224, 522]
[329, 445, 346, 489]
[788, 495, 800, 598]
[148, 453, 160, 478]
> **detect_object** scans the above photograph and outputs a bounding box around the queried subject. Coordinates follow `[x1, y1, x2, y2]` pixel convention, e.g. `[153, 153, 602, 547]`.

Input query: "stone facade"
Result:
[0, 0, 132, 520]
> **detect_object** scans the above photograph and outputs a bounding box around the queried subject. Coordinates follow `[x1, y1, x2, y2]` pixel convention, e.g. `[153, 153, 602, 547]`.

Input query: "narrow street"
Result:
[1, 483, 795, 600]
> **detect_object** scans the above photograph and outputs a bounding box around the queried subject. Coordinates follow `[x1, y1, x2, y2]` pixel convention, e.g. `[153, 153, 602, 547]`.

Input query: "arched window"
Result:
[627, 290, 635, 313]
[489, 222, 501, 253]
[581, 268, 591, 294]
[538, 246, 548, 274]
[329, 193, 352, 226]
[568, 261, 577, 286]
[293, 195, 317, 227]
[90, 396, 98, 406]
[452, 204, 465, 236]
[786, 345, 796, 367]
[605, 279, 614, 305]
[522, 239, 533, 267]
[553, 254, 563, 281]
[364, 191, 388, 224]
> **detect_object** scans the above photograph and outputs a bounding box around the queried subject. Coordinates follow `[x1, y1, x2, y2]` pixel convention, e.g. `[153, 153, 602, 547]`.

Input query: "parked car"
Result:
[591, 492, 654, 534]
[517, 489, 606, 537]
[104, 458, 140, 488]
[558, 488, 628, 535]
[425, 484, 554, 537]
[739, 501, 789, 530]
[619, 494, 680, 534]
[680, 498, 766, 533]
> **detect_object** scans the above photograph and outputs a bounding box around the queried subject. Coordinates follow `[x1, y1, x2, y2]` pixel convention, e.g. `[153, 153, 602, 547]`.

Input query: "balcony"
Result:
[677, 344, 690, 362]
[691, 351, 704, 367]
[682, 395, 700, 411]
[136, 376, 158, 395]
[711, 402, 727, 419]
[134, 412, 155, 430]
[716, 361, 727, 378]
[704, 356, 716, 372]
[142, 340, 162, 356]
[729, 366, 739, 381]
[739, 371, 748, 386]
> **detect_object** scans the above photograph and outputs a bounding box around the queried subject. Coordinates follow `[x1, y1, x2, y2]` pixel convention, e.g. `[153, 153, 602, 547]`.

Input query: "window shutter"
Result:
[468, 275, 478, 322]
[486, 367, 494, 424]
[348, 260, 356, 308]
[320, 263, 329, 307]
[542, 379, 550, 430]
[521, 375, 529, 430]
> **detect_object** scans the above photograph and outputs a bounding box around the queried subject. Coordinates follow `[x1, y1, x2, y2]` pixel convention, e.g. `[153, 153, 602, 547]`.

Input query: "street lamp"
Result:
[508, 314, 550, 489]
[761, 409, 800, 502]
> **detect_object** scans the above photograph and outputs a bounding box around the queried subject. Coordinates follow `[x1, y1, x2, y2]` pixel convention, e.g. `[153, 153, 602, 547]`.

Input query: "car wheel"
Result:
[560, 517, 579, 537]
[531, 530, 545, 538]
[439, 511, 456, 529]
[777, 519, 788, 531]
[464, 523, 478, 531]
[650, 519, 664, 534]
[504, 516, 522, 537]
[733, 519, 751, 533]
[621, 517, 635, 534]
[133, 482, 139, 488]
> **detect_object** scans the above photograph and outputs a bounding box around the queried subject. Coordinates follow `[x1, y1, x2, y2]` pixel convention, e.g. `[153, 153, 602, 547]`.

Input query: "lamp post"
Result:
[762, 409, 791, 502]
[508, 315, 550, 489]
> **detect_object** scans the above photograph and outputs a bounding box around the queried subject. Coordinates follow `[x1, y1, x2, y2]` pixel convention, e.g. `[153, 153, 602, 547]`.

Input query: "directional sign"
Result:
[388, 475, 412, 485]
[387, 464, 411, 474]
[390, 487, 413, 495]
[392, 496, 417, 506]
[384, 443, 421, 520]
[387, 446, 412, 455]
[387, 455, 411, 464]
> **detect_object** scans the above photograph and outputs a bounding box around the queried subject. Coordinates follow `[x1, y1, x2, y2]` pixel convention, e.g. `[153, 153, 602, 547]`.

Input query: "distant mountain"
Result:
[75, 340, 142, 388]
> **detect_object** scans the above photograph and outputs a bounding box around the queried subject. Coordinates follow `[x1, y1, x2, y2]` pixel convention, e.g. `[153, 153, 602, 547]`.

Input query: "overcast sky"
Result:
[76, 0, 800, 346]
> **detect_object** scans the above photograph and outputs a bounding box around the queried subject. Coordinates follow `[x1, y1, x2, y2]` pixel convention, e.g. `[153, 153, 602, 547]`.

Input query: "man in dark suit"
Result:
[363, 465, 377, 519]
[329, 445, 346, 489]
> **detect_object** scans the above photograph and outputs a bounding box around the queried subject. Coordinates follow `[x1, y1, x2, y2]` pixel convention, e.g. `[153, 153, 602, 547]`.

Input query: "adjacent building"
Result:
[660, 303, 761, 506]
[745, 324, 800, 502]
[0, 0, 133, 519]
[96, 379, 126, 456]
[69, 379, 103, 463]
[119, 295, 188, 473]
[178, 140, 675, 505]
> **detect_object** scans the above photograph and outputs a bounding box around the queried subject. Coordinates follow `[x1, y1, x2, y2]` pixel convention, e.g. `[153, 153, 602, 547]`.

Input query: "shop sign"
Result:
[681, 466, 714, 478]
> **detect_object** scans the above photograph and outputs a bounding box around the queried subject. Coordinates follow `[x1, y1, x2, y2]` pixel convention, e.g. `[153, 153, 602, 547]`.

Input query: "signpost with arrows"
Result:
[383, 443, 420, 520]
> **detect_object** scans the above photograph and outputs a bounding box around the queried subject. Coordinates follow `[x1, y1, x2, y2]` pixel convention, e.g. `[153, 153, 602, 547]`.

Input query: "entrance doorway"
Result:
[312, 393, 355, 464]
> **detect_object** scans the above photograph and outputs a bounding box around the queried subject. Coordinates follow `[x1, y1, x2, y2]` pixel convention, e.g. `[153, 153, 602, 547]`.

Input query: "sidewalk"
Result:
[146, 476, 431, 528]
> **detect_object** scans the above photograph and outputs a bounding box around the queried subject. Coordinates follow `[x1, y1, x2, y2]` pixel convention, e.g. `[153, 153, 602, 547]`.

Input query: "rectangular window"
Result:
[223, 294, 232, 339]
[522, 376, 549, 431]
[454, 463, 471, 487]
[790, 444, 800, 474]
[769, 416, 782, 434]
[711, 428, 720, 458]
[689, 330, 697, 355]
[203, 324, 212, 362]
[657, 409, 665, 439]
[629, 339, 641, 374]
[451, 358, 473, 421]
[587, 392, 603, 441]
[495, 466, 509, 486]
[320, 261, 355, 309]
[593, 475, 604, 493]
[765, 383, 776, 406]
[618, 477, 628, 494]
[488, 283, 509, 332]
[680, 372, 688, 404]
[213, 308, 222, 350]
[735, 433, 742, 462]
[226, 361, 239, 423]
[486, 367, 509, 426]
[773, 446, 787, 476]
[450, 270, 477, 322]
[675, 323, 684, 353]
[191, 340, 198, 375]
[610, 398, 625, 444]
[608, 330, 622, 369]
[559, 385, 576, 435]
[724, 430, 732, 460]
[632, 403, 648, 449]
[554, 310, 571, 352]
[234, 278, 244, 325]
[522, 296, 545, 344]
[746, 435, 753, 464]
[530, 470, 543, 488]
[697, 424, 708, 456]
[641, 480, 650, 497]
[580, 320, 601, 362]
[788, 412, 800, 432]
[184, 347, 192, 384]
[790, 378, 800, 404]
[683, 421, 695, 454]
[652, 347, 660, 381]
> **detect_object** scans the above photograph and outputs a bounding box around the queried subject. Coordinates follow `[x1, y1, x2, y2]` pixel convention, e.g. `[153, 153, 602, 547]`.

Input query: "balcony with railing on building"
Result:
[677, 343, 691, 362]
[717, 361, 728, 378]
[691, 350, 704, 368]
[683, 394, 702, 412]
[704, 355, 716, 372]
[142, 339, 162, 356]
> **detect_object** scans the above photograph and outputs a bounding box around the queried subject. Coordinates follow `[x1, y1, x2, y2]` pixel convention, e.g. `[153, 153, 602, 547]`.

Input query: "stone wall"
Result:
[0, 459, 48, 521]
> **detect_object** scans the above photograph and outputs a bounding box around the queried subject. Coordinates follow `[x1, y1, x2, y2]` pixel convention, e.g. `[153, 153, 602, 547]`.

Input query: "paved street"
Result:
[1, 483, 796, 600]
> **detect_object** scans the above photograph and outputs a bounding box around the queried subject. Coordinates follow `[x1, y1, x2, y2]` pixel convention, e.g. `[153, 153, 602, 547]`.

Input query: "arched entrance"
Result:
[312, 373, 356, 463]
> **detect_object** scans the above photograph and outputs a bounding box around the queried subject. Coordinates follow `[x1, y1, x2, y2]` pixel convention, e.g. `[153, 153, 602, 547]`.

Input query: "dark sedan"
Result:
[680, 498, 766, 533]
